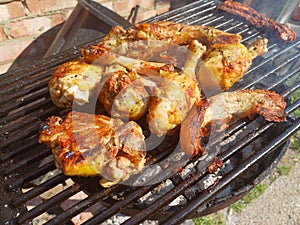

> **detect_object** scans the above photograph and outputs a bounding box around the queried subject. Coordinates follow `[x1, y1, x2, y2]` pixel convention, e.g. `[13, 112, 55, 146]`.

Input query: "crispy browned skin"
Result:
[180, 89, 286, 156]
[131, 21, 242, 45]
[39, 111, 146, 187]
[82, 21, 242, 63]
[218, 0, 296, 42]
[99, 68, 149, 120]
[198, 38, 268, 91]
[147, 69, 201, 136]
[49, 59, 104, 108]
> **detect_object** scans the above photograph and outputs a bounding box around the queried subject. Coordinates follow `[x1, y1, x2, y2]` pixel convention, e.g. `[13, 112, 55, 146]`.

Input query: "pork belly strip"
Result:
[180, 89, 287, 156]
[218, 0, 296, 42]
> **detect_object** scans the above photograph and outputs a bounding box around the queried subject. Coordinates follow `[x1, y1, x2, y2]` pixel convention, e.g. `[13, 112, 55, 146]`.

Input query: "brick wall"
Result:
[0, 0, 171, 74]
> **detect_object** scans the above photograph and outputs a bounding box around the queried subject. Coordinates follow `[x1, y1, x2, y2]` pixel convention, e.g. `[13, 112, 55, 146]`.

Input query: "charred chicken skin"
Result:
[180, 89, 286, 156]
[39, 111, 146, 187]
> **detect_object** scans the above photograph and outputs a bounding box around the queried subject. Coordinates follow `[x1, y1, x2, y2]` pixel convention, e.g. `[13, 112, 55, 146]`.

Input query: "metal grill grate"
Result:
[1, 0, 300, 224]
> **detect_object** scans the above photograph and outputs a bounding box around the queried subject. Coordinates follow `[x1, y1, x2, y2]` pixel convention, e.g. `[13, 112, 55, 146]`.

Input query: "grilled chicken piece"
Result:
[147, 70, 201, 136]
[49, 59, 104, 108]
[180, 89, 286, 156]
[182, 40, 207, 78]
[95, 52, 201, 136]
[39, 111, 146, 187]
[99, 68, 149, 120]
[197, 38, 268, 91]
[82, 21, 242, 63]
[131, 21, 242, 45]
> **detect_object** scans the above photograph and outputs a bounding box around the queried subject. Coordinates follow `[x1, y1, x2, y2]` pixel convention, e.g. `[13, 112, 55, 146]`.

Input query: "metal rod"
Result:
[17, 183, 82, 224]
[12, 173, 67, 207]
[83, 185, 158, 225]
[9, 162, 56, 189]
[44, 184, 123, 225]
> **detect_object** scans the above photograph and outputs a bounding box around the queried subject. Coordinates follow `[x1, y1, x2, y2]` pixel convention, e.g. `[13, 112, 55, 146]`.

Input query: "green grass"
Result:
[229, 184, 267, 213]
[291, 131, 300, 153]
[291, 89, 300, 118]
[243, 184, 267, 204]
[276, 165, 292, 175]
[290, 87, 300, 151]
[193, 214, 225, 225]
[229, 201, 245, 213]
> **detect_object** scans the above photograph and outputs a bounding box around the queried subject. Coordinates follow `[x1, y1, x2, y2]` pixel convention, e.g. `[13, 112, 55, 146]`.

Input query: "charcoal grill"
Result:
[1, 0, 300, 224]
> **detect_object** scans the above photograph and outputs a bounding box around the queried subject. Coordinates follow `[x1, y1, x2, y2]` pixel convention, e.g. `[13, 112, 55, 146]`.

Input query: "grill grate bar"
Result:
[10, 162, 56, 189]
[285, 97, 300, 115]
[11, 173, 67, 207]
[242, 51, 300, 90]
[262, 69, 300, 92]
[0, 104, 57, 139]
[44, 184, 124, 225]
[0, 71, 51, 97]
[172, 7, 217, 24]
[0, 106, 65, 151]
[0, 87, 50, 117]
[282, 81, 300, 98]
[3, 145, 50, 175]
[83, 185, 159, 225]
[1, 123, 40, 150]
[121, 171, 206, 225]
[0, 76, 50, 104]
[0, 49, 82, 84]
[161, 118, 300, 225]
[17, 181, 82, 224]
[0, 98, 53, 126]
[156, 0, 215, 22]
[0, 134, 40, 162]
[248, 42, 300, 75]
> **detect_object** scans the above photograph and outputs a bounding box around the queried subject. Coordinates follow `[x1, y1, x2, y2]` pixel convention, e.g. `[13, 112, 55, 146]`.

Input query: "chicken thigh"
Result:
[39, 111, 146, 187]
[180, 89, 286, 156]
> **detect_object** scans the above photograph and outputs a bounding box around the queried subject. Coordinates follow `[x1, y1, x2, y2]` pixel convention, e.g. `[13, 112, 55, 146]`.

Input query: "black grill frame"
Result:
[1, 0, 300, 224]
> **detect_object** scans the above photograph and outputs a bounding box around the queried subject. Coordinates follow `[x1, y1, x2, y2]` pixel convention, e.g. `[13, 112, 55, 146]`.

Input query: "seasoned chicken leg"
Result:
[91, 52, 201, 136]
[82, 21, 242, 63]
[147, 69, 201, 136]
[49, 59, 104, 108]
[180, 89, 286, 156]
[197, 38, 268, 91]
[99, 68, 150, 120]
[39, 111, 146, 187]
